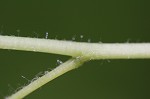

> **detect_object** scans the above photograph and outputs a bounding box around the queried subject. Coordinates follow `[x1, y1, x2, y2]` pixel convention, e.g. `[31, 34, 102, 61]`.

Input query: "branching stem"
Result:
[1, 35, 150, 99]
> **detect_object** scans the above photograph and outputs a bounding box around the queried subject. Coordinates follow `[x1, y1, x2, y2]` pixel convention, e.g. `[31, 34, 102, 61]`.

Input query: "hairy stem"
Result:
[1, 35, 150, 99]
[6, 57, 88, 99]
[0, 35, 150, 59]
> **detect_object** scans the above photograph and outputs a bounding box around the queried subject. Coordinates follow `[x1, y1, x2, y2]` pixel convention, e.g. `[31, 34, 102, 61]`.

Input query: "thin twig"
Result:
[6, 57, 88, 99]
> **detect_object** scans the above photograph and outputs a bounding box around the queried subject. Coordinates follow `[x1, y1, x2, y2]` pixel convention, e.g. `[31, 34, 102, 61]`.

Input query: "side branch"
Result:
[6, 57, 88, 99]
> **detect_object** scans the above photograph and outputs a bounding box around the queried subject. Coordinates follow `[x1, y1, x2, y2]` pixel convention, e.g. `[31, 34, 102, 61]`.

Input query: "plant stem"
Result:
[1, 35, 150, 99]
[0, 35, 150, 59]
[6, 57, 88, 99]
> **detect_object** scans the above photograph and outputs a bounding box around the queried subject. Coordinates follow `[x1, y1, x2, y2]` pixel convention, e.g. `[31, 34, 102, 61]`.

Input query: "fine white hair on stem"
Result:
[1, 35, 150, 99]
[0, 35, 150, 59]
[6, 57, 88, 99]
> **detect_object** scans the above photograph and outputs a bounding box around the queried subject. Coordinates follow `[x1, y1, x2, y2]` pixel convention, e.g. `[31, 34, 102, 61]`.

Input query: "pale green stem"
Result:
[1, 35, 150, 99]
[6, 57, 88, 99]
[0, 35, 150, 59]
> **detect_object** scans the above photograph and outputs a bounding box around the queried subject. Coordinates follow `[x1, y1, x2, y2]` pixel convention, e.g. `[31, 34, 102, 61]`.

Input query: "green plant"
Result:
[0, 35, 150, 99]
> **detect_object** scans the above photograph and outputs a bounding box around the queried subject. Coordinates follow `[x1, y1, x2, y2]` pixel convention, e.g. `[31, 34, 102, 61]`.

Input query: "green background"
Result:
[0, 0, 150, 99]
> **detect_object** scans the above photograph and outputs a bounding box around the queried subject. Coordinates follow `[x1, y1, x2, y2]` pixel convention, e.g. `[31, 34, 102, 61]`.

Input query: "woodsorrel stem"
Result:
[1, 35, 150, 99]
[0, 35, 150, 59]
[6, 57, 87, 99]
